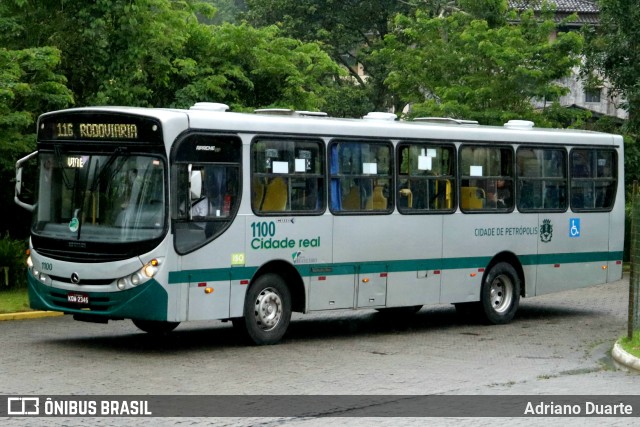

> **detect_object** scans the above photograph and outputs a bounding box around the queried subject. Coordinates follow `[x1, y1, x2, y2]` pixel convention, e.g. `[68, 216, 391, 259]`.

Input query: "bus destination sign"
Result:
[55, 122, 139, 140]
[38, 113, 163, 145]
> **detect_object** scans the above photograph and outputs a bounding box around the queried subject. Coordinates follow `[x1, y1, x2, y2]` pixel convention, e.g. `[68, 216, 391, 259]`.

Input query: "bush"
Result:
[0, 235, 28, 290]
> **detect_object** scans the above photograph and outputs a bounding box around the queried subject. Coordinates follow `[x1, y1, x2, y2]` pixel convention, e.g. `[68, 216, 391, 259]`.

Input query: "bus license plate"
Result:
[67, 293, 89, 305]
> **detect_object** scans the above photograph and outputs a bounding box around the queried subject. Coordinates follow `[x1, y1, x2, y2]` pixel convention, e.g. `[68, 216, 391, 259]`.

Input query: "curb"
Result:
[612, 341, 640, 373]
[0, 311, 64, 321]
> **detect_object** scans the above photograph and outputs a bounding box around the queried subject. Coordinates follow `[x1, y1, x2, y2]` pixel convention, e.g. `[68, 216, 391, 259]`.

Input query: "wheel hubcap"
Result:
[254, 287, 282, 331]
[489, 274, 513, 314]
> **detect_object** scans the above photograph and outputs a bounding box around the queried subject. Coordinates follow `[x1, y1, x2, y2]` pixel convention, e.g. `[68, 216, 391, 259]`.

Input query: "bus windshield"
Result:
[32, 151, 166, 243]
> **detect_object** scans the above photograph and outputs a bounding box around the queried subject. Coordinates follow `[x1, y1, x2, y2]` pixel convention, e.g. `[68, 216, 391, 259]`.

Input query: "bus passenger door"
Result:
[357, 264, 387, 308]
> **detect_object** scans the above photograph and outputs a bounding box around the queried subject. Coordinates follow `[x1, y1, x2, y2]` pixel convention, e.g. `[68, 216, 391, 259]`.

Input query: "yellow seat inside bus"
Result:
[460, 186, 485, 209]
[365, 185, 387, 210]
[435, 180, 452, 209]
[342, 186, 361, 210]
[399, 180, 451, 210]
[252, 177, 266, 210]
[261, 177, 287, 211]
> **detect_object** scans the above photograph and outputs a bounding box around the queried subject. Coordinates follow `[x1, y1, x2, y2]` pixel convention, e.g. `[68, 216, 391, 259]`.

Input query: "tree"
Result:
[171, 23, 344, 111]
[378, 7, 583, 125]
[581, 0, 640, 194]
[244, 0, 413, 112]
[0, 0, 226, 107]
[0, 0, 343, 238]
[244, 1, 515, 114]
[582, 0, 640, 132]
[1, 0, 341, 110]
[0, 46, 73, 238]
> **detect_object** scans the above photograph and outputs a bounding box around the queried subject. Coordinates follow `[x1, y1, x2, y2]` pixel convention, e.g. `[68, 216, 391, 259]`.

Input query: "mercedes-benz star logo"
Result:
[70, 272, 80, 284]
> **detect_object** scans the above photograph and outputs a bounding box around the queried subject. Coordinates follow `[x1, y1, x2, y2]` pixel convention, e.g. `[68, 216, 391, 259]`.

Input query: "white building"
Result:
[510, 0, 628, 120]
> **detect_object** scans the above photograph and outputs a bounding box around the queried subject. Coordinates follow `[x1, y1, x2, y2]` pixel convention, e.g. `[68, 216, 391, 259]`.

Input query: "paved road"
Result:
[1, 274, 638, 426]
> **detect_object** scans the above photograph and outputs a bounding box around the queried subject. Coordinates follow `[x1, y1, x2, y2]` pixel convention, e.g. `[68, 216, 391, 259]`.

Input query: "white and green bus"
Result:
[15, 103, 624, 344]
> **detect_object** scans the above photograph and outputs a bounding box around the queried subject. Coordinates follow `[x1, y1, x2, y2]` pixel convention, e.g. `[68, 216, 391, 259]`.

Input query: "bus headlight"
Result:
[30, 265, 51, 285]
[142, 258, 160, 278]
[117, 258, 162, 289]
[143, 263, 158, 278]
[130, 272, 142, 286]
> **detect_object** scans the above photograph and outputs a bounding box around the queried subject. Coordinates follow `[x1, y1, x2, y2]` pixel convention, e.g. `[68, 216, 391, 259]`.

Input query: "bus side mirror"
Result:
[15, 151, 37, 212]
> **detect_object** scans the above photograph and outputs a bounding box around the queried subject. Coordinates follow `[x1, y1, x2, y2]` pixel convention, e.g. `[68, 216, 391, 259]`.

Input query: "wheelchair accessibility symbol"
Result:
[570, 218, 581, 238]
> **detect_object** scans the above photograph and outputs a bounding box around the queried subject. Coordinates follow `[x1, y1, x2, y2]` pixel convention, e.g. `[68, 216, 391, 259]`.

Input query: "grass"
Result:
[619, 331, 640, 359]
[0, 287, 31, 314]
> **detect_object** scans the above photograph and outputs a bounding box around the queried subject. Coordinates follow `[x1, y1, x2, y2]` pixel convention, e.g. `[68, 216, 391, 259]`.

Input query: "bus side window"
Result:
[517, 147, 567, 212]
[252, 138, 324, 215]
[330, 140, 393, 214]
[570, 148, 616, 211]
[396, 142, 455, 214]
[459, 145, 513, 212]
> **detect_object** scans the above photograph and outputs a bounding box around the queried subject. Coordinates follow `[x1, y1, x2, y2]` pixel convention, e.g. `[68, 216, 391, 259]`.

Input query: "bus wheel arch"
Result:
[234, 260, 303, 345]
[252, 260, 305, 313]
[484, 252, 525, 298]
[479, 253, 523, 324]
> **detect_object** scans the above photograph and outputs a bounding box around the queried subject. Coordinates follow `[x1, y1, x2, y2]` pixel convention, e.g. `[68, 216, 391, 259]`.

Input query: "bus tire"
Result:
[236, 273, 291, 345]
[480, 262, 520, 325]
[132, 319, 180, 334]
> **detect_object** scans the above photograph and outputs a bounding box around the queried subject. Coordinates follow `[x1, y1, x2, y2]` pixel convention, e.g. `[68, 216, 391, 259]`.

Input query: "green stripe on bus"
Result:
[167, 251, 623, 284]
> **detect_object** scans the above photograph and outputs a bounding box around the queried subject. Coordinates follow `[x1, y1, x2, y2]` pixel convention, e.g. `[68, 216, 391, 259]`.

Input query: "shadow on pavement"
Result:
[37, 301, 597, 354]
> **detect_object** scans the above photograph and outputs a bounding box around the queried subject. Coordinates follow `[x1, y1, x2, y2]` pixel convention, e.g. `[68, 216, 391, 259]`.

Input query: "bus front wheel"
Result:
[132, 319, 180, 334]
[480, 262, 520, 325]
[235, 273, 292, 345]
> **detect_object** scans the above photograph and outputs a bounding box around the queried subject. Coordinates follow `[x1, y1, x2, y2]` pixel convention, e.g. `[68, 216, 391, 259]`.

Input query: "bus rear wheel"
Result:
[480, 262, 520, 325]
[235, 273, 292, 345]
[132, 319, 180, 334]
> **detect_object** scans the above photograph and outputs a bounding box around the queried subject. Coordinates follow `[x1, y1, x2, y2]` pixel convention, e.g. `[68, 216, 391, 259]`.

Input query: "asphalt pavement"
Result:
[2, 276, 639, 373]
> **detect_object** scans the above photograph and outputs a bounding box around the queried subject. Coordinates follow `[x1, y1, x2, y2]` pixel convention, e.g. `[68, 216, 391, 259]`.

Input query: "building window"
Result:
[585, 88, 601, 103]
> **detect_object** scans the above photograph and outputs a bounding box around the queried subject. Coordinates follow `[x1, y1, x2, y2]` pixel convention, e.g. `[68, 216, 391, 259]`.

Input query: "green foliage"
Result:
[0, 287, 30, 313]
[582, 0, 640, 132]
[0, 235, 28, 289]
[619, 332, 640, 358]
[0, 45, 74, 239]
[379, 8, 583, 124]
[244, 0, 413, 111]
[173, 23, 343, 111]
[200, 0, 247, 24]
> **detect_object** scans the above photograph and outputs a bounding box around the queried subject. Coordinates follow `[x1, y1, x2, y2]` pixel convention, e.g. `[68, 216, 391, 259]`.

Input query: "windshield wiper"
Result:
[89, 147, 125, 192]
